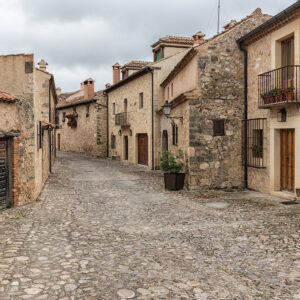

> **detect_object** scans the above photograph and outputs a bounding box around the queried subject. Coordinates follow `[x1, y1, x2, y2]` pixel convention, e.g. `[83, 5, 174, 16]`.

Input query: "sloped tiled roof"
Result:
[0, 89, 16, 102]
[151, 35, 193, 48]
[121, 60, 153, 70]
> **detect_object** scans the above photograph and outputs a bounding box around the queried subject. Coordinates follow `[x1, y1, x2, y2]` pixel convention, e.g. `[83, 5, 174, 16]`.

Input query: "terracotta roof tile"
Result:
[151, 35, 193, 48]
[121, 60, 153, 70]
[0, 89, 16, 102]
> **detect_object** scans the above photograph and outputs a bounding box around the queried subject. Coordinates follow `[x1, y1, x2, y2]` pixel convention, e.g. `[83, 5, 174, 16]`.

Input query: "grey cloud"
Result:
[0, 0, 296, 91]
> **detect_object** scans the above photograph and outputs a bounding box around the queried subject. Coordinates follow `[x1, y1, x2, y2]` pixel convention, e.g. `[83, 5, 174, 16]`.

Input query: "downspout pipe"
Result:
[49, 78, 52, 174]
[238, 42, 248, 189]
[151, 71, 154, 170]
[105, 92, 109, 158]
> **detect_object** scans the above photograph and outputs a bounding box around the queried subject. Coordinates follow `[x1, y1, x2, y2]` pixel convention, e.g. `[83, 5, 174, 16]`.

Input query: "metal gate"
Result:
[0, 140, 9, 209]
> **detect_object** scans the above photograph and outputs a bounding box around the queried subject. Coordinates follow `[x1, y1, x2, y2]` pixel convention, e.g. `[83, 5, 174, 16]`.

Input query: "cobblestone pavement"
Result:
[0, 152, 300, 300]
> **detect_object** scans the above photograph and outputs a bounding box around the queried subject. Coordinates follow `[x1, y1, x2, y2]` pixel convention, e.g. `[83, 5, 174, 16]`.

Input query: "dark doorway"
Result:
[162, 130, 168, 151]
[0, 139, 10, 209]
[281, 129, 295, 192]
[138, 134, 148, 165]
[124, 136, 128, 160]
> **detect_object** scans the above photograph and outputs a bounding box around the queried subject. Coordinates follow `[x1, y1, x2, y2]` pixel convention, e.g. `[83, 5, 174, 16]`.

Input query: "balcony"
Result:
[258, 65, 300, 108]
[115, 112, 130, 127]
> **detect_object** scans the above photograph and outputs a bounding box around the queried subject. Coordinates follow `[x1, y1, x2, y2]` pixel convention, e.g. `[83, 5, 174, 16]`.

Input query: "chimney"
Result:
[56, 87, 62, 96]
[192, 32, 205, 46]
[112, 63, 121, 84]
[223, 20, 237, 30]
[83, 78, 95, 100]
[38, 59, 48, 71]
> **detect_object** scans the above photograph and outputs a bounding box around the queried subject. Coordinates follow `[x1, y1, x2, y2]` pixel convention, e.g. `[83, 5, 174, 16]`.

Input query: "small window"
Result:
[213, 120, 225, 136]
[172, 123, 178, 146]
[113, 103, 115, 115]
[86, 105, 90, 117]
[139, 93, 144, 109]
[167, 87, 170, 99]
[123, 99, 127, 112]
[111, 134, 116, 149]
[37, 121, 42, 149]
[171, 83, 174, 97]
[155, 49, 161, 62]
[62, 112, 66, 122]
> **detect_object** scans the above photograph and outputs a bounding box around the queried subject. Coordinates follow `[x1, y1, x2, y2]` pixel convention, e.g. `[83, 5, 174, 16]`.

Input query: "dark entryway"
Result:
[124, 136, 128, 160]
[138, 134, 148, 166]
[281, 129, 295, 192]
[162, 130, 168, 151]
[0, 139, 10, 209]
[57, 133, 61, 150]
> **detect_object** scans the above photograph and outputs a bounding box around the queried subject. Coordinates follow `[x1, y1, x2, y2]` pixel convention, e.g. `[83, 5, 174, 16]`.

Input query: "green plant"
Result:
[160, 150, 184, 173]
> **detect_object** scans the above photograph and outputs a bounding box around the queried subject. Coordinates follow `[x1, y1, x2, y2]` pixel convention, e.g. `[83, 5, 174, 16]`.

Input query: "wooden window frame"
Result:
[111, 134, 116, 149]
[172, 123, 178, 146]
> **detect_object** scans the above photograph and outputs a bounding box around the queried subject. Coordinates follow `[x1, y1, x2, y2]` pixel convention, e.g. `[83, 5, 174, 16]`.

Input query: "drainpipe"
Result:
[239, 44, 248, 189]
[105, 92, 109, 158]
[151, 71, 154, 170]
[49, 79, 52, 174]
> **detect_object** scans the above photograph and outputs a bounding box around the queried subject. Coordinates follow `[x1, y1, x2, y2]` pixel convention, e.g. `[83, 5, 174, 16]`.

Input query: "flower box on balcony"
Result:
[283, 87, 294, 102]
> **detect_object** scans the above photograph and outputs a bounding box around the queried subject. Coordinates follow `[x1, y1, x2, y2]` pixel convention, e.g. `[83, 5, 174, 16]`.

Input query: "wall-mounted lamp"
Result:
[162, 100, 183, 123]
[277, 108, 286, 122]
[129, 129, 133, 136]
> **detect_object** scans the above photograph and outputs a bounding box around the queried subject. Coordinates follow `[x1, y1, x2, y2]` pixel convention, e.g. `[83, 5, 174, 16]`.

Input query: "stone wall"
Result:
[57, 94, 107, 158]
[187, 11, 271, 190]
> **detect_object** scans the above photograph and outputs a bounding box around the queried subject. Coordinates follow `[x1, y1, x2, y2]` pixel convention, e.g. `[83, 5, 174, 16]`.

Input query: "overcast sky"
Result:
[0, 0, 296, 92]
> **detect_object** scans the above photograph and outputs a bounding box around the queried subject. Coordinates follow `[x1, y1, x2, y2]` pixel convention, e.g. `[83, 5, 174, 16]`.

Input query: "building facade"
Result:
[0, 54, 57, 208]
[158, 9, 271, 190]
[238, 2, 300, 199]
[56, 79, 107, 158]
[106, 36, 193, 169]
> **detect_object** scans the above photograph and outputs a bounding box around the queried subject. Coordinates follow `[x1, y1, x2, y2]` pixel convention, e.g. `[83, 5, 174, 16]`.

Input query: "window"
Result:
[62, 112, 66, 122]
[213, 120, 225, 136]
[86, 105, 90, 117]
[155, 49, 161, 62]
[243, 118, 266, 168]
[171, 83, 174, 97]
[113, 103, 115, 115]
[167, 87, 169, 99]
[172, 123, 178, 146]
[162, 130, 168, 151]
[123, 99, 127, 112]
[111, 134, 116, 149]
[139, 93, 144, 109]
[37, 121, 42, 149]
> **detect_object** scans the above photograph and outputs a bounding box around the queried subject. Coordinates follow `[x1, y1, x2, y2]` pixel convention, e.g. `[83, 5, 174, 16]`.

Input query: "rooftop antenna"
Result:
[217, 0, 221, 34]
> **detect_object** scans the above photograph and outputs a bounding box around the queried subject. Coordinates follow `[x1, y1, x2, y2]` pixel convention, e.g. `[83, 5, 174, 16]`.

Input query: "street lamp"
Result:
[161, 100, 183, 123]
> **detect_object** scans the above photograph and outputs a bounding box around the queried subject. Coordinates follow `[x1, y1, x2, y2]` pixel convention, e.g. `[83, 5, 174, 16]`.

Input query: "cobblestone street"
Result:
[0, 152, 299, 299]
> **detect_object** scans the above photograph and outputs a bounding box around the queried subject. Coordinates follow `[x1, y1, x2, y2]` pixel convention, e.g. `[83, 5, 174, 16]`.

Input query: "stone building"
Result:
[0, 54, 57, 208]
[237, 2, 300, 200]
[56, 79, 107, 158]
[106, 36, 194, 169]
[158, 9, 271, 189]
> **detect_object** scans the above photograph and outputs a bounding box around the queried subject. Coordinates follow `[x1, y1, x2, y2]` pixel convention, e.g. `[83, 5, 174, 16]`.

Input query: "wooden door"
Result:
[0, 140, 9, 209]
[281, 129, 295, 192]
[124, 136, 128, 160]
[138, 134, 148, 165]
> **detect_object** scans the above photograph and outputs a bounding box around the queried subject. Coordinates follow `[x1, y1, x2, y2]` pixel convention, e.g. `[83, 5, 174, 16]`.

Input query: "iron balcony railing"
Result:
[258, 65, 300, 108]
[115, 112, 130, 126]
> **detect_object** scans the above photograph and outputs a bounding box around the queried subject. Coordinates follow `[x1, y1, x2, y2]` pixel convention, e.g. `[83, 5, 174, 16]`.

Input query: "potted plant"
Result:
[160, 150, 185, 190]
[284, 87, 294, 102]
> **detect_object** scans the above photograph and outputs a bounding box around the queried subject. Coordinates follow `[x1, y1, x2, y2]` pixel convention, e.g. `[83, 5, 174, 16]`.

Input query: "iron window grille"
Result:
[243, 118, 267, 168]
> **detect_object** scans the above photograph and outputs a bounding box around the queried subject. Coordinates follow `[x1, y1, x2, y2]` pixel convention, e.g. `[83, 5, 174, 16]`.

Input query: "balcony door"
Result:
[281, 36, 294, 87]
